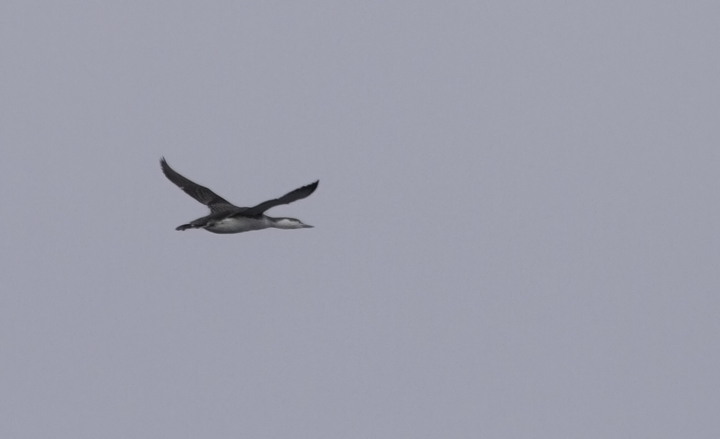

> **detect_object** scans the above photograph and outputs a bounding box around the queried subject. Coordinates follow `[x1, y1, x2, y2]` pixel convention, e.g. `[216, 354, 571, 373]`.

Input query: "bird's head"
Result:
[272, 217, 314, 229]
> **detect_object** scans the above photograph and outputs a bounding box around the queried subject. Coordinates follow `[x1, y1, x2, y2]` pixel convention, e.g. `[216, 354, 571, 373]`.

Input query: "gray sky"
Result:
[2, 1, 719, 438]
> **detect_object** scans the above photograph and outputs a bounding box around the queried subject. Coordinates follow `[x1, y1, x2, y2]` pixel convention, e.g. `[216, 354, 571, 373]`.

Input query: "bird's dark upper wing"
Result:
[160, 157, 237, 212]
[238, 180, 319, 217]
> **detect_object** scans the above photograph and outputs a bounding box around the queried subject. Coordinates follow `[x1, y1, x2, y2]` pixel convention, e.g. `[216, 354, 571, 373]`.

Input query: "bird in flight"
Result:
[160, 157, 318, 234]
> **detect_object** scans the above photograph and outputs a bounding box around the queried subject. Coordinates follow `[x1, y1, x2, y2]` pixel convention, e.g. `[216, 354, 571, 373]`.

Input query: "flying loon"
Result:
[160, 157, 318, 234]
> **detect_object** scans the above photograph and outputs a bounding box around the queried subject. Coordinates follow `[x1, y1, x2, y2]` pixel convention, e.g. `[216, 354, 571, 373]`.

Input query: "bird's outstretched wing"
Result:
[160, 157, 237, 212]
[239, 180, 319, 217]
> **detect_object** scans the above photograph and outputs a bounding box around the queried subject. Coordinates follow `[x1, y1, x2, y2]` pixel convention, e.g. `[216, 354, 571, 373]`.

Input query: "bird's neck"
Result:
[270, 218, 302, 229]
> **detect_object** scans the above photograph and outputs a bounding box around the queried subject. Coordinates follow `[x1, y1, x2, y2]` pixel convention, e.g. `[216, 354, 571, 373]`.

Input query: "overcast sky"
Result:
[1, 1, 719, 438]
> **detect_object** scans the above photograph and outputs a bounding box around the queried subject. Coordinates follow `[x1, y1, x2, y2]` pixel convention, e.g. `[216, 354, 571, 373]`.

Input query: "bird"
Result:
[160, 157, 318, 234]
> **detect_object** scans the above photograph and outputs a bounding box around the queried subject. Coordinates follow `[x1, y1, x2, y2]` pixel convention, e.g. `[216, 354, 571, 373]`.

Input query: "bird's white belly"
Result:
[206, 216, 271, 234]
